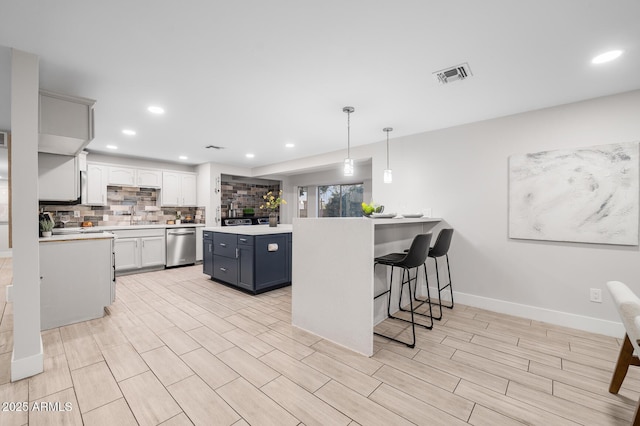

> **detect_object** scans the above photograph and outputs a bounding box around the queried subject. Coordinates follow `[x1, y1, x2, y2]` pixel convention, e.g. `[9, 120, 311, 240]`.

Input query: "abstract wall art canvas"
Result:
[509, 142, 639, 245]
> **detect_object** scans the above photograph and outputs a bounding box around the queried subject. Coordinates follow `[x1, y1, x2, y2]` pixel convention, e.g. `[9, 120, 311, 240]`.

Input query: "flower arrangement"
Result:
[260, 190, 287, 210]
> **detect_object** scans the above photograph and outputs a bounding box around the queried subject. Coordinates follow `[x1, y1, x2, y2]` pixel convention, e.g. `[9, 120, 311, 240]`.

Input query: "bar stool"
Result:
[423, 228, 454, 320]
[374, 233, 432, 348]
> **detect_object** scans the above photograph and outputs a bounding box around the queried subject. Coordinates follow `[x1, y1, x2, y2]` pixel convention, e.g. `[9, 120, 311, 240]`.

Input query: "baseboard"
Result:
[0, 250, 12, 258]
[451, 290, 624, 338]
[11, 336, 43, 381]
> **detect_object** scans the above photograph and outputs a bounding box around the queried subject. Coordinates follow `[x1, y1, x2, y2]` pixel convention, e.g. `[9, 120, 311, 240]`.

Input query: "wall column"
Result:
[10, 48, 42, 380]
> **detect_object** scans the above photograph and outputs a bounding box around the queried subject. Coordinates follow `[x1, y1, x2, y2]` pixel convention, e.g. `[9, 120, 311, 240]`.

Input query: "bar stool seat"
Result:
[374, 233, 433, 348]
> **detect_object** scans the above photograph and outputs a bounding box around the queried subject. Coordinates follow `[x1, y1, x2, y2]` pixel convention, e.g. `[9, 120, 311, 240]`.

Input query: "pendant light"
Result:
[343, 106, 355, 176]
[383, 127, 393, 183]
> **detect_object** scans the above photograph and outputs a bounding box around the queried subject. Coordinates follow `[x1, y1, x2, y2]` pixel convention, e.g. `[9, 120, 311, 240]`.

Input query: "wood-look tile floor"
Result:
[1, 257, 638, 425]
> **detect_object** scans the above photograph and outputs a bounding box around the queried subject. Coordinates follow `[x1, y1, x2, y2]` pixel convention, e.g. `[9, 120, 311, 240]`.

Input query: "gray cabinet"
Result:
[206, 231, 291, 294]
[237, 236, 254, 291]
[203, 231, 214, 276]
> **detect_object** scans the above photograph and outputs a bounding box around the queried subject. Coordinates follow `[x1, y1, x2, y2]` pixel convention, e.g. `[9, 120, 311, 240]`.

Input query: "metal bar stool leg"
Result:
[374, 266, 416, 348]
[435, 254, 453, 310]
[399, 264, 433, 329]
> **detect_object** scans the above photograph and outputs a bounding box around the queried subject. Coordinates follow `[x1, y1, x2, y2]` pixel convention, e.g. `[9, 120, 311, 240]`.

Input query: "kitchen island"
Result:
[292, 217, 441, 356]
[203, 225, 292, 293]
[39, 232, 115, 330]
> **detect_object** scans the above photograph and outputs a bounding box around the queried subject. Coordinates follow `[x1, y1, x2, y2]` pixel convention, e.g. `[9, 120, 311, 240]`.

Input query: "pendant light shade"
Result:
[383, 127, 393, 183]
[343, 106, 355, 177]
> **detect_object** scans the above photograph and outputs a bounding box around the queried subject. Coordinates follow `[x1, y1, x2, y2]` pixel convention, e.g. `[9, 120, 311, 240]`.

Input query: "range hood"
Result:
[38, 90, 95, 156]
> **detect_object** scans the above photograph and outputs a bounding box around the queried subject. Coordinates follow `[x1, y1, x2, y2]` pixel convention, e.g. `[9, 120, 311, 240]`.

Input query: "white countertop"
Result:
[204, 224, 293, 235]
[40, 232, 116, 243]
[368, 217, 442, 226]
[53, 223, 204, 234]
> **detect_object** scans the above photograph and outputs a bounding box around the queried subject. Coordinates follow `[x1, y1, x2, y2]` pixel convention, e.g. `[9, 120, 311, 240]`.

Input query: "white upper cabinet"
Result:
[162, 171, 197, 206]
[181, 173, 197, 206]
[108, 166, 136, 186]
[136, 169, 162, 187]
[86, 163, 108, 205]
[38, 153, 80, 201]
[108, 166, 162, 188]
[39, 90, 95, 156]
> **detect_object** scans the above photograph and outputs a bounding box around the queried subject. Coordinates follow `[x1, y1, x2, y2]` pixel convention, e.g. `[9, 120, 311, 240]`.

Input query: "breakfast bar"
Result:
[292, 217, 441, 356]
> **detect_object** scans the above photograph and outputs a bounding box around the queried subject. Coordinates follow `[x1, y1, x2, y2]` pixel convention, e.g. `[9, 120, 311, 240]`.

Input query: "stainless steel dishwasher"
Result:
[166, 227, 196, 267]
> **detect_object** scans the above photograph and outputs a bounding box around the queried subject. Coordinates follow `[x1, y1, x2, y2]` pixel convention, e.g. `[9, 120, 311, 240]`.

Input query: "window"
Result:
[318, 184, 363, 217]
[298, 186, 308, 218]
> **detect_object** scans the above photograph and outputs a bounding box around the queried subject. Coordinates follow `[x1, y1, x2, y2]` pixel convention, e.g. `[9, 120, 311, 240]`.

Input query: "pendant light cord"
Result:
[347, 110, 351, 158]
[386, 131, 390, 169]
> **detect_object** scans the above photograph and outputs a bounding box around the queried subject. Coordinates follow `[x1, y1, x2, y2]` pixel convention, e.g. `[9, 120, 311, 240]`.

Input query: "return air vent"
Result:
[205, 145, 225, 150]
[433, 62, 472, 84]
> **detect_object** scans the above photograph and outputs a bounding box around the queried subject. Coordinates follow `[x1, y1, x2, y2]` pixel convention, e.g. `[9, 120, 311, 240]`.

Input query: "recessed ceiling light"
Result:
[246, 153, 255, 158]
[179, 155, 188, 160]
[285, 143, 295, 148]
[106, 145, 118, 150]
[122, 129, 136, 136]
[591, 50, 623, 64]
[148, 106, 165, 114]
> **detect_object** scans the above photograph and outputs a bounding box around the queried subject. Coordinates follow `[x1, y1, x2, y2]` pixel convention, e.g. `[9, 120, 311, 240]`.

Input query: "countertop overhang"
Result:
[204, 225, 292, 235]
[39, 232, 116, 243]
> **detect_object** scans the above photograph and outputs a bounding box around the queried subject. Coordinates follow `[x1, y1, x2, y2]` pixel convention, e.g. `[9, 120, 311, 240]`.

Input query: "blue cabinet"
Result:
[204, 231, 291, 294]
[203, 231, 214, 276]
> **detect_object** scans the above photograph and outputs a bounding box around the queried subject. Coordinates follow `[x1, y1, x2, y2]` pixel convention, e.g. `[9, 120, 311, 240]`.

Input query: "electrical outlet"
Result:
[73, 211, 80, 218]
[590, 288, 602, 303]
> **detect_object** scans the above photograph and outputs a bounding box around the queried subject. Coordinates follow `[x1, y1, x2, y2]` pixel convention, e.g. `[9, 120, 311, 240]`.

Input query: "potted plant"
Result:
[40, 218, 54, 237]
[175, 212, 182, 225]
[260, 190, 286, 227]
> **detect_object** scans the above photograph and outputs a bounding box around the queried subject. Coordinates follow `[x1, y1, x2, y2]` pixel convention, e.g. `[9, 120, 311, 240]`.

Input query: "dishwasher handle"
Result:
[167, 230, 196, 236]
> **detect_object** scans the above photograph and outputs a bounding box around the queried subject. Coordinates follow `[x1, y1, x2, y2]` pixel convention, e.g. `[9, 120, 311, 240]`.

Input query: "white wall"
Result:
[371, 90, 640, 335]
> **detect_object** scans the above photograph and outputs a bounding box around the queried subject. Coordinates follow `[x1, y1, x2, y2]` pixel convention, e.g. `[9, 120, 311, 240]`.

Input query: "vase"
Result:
[269, 212, 277, 227]
[41, 231, 52, 237]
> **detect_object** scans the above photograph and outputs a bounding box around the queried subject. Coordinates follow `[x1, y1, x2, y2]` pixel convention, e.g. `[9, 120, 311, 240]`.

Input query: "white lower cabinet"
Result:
[113, 229, 166, 272]
[114, 238, 139, 270]
[140, 236, 165, 267]
[40, 236, 114, 330]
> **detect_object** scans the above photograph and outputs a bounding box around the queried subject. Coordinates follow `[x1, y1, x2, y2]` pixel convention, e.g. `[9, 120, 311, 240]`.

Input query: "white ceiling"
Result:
[1, 1, 639, 169]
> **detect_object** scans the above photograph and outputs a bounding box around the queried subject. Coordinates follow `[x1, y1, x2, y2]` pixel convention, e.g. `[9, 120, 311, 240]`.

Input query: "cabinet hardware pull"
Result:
[220, 243, 226, 247]
[240, 238, 247, 242]
[208, 243, 212, 252]
[236, 248, 239, 258]
[220, 267, 227, 272]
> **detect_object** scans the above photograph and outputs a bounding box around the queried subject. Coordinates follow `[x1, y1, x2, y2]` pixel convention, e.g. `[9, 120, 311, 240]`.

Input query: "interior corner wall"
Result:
[372, 89, 640, 336]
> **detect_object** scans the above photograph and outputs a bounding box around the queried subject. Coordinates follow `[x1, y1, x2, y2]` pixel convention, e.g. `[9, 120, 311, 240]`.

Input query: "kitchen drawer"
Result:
[203, 231, 213, 240]
[213, 232, 237, 257]
[212, 254, 238, 285]
[237, 235, 253, 246]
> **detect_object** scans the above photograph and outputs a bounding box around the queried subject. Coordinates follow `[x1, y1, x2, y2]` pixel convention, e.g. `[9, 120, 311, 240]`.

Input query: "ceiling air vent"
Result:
[205, 145, 225, 150]
[433, 62, 472, 84]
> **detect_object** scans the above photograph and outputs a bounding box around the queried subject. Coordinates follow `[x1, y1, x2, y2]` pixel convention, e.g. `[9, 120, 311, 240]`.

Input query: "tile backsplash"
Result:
[221, 181, 280, 218]
[40, 186, 205, 228]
